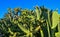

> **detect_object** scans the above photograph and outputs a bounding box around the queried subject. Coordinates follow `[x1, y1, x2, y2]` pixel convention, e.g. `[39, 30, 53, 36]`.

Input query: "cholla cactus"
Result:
[0, 6, 60, 37]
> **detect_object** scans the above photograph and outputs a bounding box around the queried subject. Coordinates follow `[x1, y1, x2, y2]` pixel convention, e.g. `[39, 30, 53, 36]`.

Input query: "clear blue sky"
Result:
[0, 0, 60, 18]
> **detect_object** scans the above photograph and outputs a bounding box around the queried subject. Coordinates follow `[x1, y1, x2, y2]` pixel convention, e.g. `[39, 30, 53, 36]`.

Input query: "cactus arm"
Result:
[40, 29, 44, 37]
[18, 23, 30, 34]
[30, 24, 33, 32]
[35, 6, 40, 20]
[40, 26, 44, 37]
[58, 15, 60, 32]
[34, 26, 40, 32]
[55, 15, 60, 37]
[46, 20, 51, 37]
[29, 24, 33, 37]
[8, 28, 14, 35]
[13, 33, 17, 37]
[51, 11, 59, 29]
[29, 33, 33, 37]
[47, 10, 51, 27]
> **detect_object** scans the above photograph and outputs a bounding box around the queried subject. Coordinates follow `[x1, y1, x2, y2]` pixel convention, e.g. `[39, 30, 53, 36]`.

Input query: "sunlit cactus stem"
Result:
[35, 6, 41, 20]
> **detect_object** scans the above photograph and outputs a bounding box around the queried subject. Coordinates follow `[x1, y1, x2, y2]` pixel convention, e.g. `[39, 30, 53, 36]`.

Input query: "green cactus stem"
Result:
[34, 26, 40, 32]
[17, 23, 30, 34]
[40, 26, 44, 37]
[46, 20, 50, 37]
[8, 28, 14, 35]
[58, 15, 60, 32]
[51, 11, 59, 29]
[47, 10, 51, 27]
[35, 6, 40, 20]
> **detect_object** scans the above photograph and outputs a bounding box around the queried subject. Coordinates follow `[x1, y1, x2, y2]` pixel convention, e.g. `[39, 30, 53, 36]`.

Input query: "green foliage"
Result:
[0, 6, 60, 37]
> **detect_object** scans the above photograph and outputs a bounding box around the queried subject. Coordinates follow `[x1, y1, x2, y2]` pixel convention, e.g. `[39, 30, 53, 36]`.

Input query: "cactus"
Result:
[0, 6, 60, 37]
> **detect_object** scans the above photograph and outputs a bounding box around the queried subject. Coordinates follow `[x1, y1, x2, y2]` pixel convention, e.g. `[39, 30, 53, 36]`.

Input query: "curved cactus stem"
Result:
[18, 23, 30, 34]
[8, 28, 14, 35]
[35, 6, 41, 20]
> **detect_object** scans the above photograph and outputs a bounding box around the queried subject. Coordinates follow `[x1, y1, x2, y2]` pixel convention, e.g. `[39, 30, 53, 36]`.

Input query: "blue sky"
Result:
[0, 0, 60, 18]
